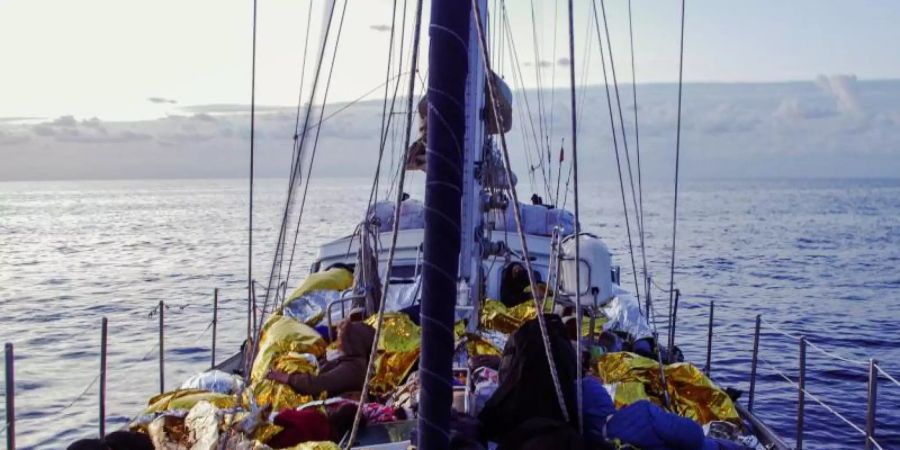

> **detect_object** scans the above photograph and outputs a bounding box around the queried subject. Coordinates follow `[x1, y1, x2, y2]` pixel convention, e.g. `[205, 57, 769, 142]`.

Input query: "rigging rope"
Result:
[565, 0, 584, 433]
[368, 0, 403, 209]
[589, 0, 642, 311]
[281, 0, 316, 288]
[667, 0, 687, 341]
[247, 0, 340, 379]
[366, 0, 409, 218]
[498, 3, 544, 195]
[597, 0, 645, 307]
[528, 0, 552, 200]
[473, 0, 571, 424]
[281, 0, 351, 296]
[626, 0, 647, 288]
[346, 0, 425, 445]
[246, 0, 258, 345]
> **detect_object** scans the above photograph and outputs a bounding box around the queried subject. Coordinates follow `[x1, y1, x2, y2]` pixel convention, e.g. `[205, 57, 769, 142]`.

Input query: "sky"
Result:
[2, 0, 900, 180]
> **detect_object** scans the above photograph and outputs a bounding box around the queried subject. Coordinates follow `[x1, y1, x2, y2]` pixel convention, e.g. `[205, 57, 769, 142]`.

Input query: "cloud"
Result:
[148, 97, 178, 104]
[178, 104, 289, 114]
[50, 115, 79, 127]
[0, 130, 31, 146]
[0, 117, 43, 123]
[369, 24, 391, 32]
[29, 116, 152, 143]
[815, 74, 863, 116]
[524, 60, 554, 68]
[5, 76, 900, 180]
[773, 98, 835, 121]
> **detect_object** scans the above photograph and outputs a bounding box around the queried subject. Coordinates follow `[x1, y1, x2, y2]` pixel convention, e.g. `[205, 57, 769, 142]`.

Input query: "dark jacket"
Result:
[288, 322, 376, 396]
[479, 315, 580, 442]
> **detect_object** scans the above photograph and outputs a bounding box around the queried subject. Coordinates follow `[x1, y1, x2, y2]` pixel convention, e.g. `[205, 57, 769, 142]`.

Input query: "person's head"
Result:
[500, 263, 530, 307]
[336, 320, 376, 358]
[67, 439, 106, 450]
[327, 403, 365, 442]
[102, 431, 153, 450]
[67, 432, 153, 450]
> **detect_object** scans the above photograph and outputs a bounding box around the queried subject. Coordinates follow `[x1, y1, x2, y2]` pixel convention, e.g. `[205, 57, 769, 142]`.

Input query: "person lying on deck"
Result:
[266, 320, 376, 398]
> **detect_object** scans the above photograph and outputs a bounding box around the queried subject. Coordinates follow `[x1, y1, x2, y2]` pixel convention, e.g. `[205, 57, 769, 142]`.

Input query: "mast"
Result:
[459, 0, 488, 319]
[417, 0, 470, 448]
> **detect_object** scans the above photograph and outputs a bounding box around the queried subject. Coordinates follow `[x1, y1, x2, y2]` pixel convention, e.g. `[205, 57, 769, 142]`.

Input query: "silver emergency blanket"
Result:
[179, 370, 244, 395]
[382, 275, 422, 312]
[282, 289, 345, 326]
[601, 286, 654, 341]
[184, 401, 221, 450]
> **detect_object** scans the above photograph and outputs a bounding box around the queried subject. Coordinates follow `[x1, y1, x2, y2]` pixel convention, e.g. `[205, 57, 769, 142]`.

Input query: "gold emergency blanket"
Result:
[596, 352, 740, 424]
[283, 442, 341, 450]
[465, 333, 502, 357]
[480, 299, 537, 334]
[284, 268, 353, 304]
[365, 312, 421, 394]
[251, 315, 327, 382]
[249, 352, 319, 412]
[144, 389, 237, 414]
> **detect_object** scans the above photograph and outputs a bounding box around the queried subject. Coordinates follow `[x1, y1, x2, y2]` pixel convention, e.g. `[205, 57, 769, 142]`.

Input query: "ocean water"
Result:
[0, 177, 898, 449]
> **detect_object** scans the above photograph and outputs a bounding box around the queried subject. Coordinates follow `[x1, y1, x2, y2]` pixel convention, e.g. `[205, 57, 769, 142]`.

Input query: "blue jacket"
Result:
[581, 376, 616, 445]
[606, 400, 705, 450]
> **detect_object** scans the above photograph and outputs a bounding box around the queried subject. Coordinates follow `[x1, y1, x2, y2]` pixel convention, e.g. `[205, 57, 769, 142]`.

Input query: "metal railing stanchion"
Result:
[5, 343, 14, 450]
[668, 289, 681, 359]
[797, 336, 807, 450]
[865, 359, 878, 450]
[704, 300, 713, 375]
[748, 314, 761, 412]
[159, 300, 165, 394]
[99, 317, 108, 438]
[211, 288, 218, 369]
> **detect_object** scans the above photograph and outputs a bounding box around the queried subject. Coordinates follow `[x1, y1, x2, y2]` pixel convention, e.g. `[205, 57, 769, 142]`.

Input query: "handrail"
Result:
[325, 294, 366, 340]
[758, 356, 885, 450]
[759, 318, 900, 383]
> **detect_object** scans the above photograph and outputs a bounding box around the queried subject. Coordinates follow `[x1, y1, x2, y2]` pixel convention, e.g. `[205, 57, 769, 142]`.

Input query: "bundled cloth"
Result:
[180, 370, 245, 395]
[600, 286, 654, 342]
[495, 203, 576, 237]
[367, 199, 425, 232]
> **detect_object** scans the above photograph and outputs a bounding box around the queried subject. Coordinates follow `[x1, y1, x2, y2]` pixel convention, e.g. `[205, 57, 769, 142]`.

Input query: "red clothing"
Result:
[267, 408, 332, 448]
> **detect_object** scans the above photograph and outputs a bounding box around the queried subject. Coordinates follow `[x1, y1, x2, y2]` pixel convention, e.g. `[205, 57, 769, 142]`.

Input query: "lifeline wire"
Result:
[758, 357, 885, 450]
[760, 319, 900, 386]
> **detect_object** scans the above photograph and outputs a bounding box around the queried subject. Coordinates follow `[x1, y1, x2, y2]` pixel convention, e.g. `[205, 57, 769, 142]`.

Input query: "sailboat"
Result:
[131, 0, 791, 449]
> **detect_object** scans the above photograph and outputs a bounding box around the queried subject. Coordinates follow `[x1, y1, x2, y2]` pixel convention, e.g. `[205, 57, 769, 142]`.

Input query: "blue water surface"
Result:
[0, 177, 898, 449]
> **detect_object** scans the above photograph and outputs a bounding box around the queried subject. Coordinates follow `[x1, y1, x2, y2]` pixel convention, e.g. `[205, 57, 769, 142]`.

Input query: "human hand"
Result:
[266, 369, 290, 384]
